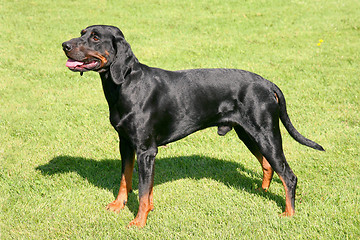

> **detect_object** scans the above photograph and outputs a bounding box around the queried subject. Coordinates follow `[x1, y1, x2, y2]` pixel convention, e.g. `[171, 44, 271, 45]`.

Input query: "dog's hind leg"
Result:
[264, 149, 297, 216]
[235, 122, 297, 216]
[252, 125, 297, 216]
[234, 126, 274, 191]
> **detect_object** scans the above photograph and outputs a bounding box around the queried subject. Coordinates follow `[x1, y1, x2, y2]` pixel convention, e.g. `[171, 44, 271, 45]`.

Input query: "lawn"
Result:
[1, 0, 359, 239]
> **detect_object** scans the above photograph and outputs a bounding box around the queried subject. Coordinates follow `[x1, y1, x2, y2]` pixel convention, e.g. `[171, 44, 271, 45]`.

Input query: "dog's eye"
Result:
[89, 31, 101, 42]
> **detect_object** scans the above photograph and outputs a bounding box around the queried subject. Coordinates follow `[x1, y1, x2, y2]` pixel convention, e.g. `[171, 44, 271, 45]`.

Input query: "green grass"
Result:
[1, 0, 359, 238]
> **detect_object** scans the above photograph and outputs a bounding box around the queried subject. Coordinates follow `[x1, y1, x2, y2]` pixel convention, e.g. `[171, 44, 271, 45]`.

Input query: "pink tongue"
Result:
[66, 59, 84, 68]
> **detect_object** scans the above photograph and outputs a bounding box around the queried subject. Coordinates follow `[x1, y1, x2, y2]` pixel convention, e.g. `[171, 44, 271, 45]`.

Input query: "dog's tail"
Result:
[273, 85, 325, 151]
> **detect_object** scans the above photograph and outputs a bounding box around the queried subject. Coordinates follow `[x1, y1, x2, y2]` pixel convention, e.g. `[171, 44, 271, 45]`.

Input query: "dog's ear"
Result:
[110, 41, 125, 85]
[110, 34, 138, 85]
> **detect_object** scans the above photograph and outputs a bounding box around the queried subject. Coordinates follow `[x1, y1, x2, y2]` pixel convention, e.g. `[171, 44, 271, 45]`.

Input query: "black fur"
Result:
[62, 25, 324, 227]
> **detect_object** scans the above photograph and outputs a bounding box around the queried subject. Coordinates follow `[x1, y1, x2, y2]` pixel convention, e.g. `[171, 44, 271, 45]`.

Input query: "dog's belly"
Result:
[151, 99, 242, 146]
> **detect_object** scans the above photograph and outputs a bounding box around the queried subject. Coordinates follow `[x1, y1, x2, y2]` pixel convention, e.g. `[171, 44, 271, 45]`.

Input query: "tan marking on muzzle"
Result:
[88, 51, 108, 68]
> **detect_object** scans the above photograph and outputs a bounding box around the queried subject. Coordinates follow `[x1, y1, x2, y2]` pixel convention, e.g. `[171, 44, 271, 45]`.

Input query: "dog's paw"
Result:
[280, 210, 295, 217]
[127, 217, 146, 228]
[106, 200, 127, 213]
[256, 187, 269, 192]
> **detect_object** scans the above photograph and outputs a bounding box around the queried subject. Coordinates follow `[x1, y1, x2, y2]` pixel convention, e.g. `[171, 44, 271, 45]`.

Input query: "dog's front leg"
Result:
[106, 138, 135, 212]
[128, 147, 157, 228]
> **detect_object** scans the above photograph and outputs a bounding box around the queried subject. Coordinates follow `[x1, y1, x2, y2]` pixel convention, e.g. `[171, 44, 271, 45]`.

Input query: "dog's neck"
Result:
[99, 61, 142, 106]
[100, 71, 120, 106]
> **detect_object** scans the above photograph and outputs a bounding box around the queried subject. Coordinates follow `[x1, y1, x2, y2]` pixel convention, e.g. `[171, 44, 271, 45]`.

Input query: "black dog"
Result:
[62, 25, 324, 227]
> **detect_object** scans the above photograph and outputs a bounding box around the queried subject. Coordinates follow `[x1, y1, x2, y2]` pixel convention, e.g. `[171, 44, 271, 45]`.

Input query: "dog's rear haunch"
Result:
[62, 25, 324, 228]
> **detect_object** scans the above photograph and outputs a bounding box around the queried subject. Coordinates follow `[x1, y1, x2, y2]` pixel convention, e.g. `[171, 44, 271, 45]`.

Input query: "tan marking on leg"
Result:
[256, 156, 274, 191]
[128, 191, 153, 228]
[279, 176, 295, 216]
[149, 186, 154, 211]
[106, 158, 135, 213]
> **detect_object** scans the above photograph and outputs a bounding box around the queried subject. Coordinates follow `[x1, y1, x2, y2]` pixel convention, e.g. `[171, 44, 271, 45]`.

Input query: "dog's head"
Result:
[62, 25, 137, 83]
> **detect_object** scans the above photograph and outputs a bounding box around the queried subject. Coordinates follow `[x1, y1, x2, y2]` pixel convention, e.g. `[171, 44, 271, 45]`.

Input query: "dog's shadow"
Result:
[36, 155, 284, 216]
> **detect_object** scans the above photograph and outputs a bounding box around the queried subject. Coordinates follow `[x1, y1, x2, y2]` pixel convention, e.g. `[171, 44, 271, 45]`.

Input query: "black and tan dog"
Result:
[62, 25, 324, 227]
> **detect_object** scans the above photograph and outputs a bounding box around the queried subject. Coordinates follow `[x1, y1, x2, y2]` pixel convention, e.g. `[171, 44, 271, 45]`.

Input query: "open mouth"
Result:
[65, 59, 100, 72]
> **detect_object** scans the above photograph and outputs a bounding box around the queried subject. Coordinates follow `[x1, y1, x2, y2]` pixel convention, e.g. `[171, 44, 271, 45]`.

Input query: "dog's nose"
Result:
[62, 42, 72, 52]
